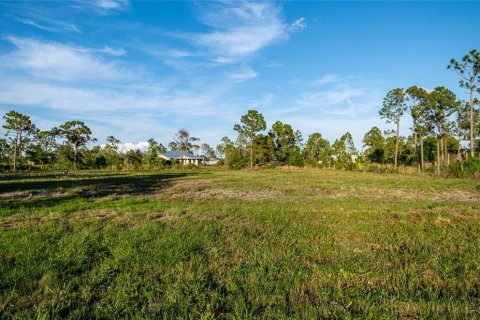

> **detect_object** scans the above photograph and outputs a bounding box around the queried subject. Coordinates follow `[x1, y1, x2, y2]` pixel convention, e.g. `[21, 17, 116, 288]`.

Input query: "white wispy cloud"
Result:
[287, 17, 307, 33]
[101, 46, 126, 56]
[2, 37, 135, 82]
[89, 0, 129, 12]
[191, 2, 302, 64]
[16, 18, 57, 32]
[12, 12, 81, 33]
[226, 67, 258, 83]
[313, 74, 343, 86]
[268, 74, 382, 119]
[300, 86, 367, 113]
[0, 37, 240, 123]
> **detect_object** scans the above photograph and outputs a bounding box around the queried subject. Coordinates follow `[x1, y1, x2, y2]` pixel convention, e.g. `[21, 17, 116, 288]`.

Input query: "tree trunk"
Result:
[413, 119, 418, 165]
[394, 120, 400, 169]
[436, 139, 441, 176]
[420, 137, 424, 171]
[445, 140, 449, 166]
[74, 145, 78, 169]
[470, 82, 475, 158]
[250, 134, 254, 168]
[457, 134, 462, 161]
[12, 132, 18, 171]
[440, 137, 444, 165]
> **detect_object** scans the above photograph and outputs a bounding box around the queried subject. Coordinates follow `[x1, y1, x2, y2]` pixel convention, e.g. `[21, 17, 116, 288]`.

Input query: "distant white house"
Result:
[203, 158, 219, 165]
[160, 151, 204, 165]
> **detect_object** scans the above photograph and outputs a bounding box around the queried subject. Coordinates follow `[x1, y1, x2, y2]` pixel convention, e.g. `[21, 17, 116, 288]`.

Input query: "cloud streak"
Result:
[2, 37, 135, 83]
[190, 2, 304, 64]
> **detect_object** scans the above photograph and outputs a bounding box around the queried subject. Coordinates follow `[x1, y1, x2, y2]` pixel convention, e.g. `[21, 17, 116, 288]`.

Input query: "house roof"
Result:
[161, 151, 204, 159]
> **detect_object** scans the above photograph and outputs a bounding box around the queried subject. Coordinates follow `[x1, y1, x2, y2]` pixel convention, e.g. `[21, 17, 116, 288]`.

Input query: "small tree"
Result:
[144, 138, 166, 167]
[448, 49, 480, 157]
[0, 138, 10, 168]
[216, 136, 234, 167]
[57, 120, 95, 169]
[269, 121, 297, 164]
[425, 87, 459, 174]
[28, 130, 58, 169]
[379, 88, 407, 169]
[170, 129, 199, 155]
[332, 132, 357, 166]
[2, 110, 37, 171]
[103, 136, 123, 169]
[234, 110, 266, 168]
[363, 126, 385, 164]
[201, 143, 215, 158]
[105, 136, 120, 151]
[304, 132, 330, 166]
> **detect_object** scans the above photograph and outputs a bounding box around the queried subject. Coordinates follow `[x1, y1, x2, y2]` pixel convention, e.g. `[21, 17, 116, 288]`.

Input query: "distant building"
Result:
[160, 151, 204, 165]
[203, 158, 219, 165]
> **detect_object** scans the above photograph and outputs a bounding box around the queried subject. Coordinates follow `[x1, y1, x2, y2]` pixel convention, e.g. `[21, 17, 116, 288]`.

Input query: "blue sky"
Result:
[1, 0, 479, 151]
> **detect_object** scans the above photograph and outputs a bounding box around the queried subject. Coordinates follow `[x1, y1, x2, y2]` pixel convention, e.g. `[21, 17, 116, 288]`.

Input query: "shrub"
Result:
[451, 158, 480, 178]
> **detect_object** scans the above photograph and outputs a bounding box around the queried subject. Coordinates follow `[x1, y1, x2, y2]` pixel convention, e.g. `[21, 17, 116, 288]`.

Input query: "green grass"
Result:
[1, 168, 480, 319]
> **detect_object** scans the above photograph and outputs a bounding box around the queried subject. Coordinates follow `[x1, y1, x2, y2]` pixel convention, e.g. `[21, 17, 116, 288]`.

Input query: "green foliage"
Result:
[451, 158, 480, 178]
[448, 49, 480, 156]
[448, 49, 480, 93]
[234, 110, 266, 167]
[304, 132, 330, 166]
[169, 129, 199, 154]
[332, 132, 357, 165]
[379, 88, 407, 127]
[58, 120, 95, 169]
[2, 110, 37, 170]
[363, 126, 385, 163]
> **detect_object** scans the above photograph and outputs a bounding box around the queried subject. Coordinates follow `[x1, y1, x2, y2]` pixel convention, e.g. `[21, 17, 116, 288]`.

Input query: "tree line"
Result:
[0, 113, 219, 171]
[1, 49, 479, 176]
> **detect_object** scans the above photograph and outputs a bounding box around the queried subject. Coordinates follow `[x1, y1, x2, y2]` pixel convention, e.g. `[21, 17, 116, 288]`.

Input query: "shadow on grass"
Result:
[0, 172, 202, 197]
[0, 171, 130, 182]
[0, 172, 205, 216]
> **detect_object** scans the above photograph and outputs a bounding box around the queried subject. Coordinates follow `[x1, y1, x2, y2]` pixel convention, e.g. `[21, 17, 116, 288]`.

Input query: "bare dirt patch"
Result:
[337, 187, 480, 204]
[0, 189, 67, 201]
[156, 178, 282, 201]
[166, 188, 282, 201]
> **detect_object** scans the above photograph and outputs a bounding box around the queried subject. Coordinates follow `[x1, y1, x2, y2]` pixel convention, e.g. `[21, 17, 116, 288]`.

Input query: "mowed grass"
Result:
[1, 168, 480, 319]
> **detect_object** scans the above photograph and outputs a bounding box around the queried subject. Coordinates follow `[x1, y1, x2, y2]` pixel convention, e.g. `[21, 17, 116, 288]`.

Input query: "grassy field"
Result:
[1, 168, 480, 319]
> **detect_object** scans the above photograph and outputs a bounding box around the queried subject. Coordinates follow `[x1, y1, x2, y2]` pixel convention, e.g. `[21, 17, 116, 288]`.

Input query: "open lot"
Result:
[1, 168, 480, 319]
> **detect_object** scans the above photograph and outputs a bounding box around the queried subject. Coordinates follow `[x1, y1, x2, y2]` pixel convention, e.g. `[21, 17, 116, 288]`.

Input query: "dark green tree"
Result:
[332, 132, 357, 166]
[27, 130, 58, 169]
[425, 87, 459, 174]
[406, 86, 428, 160]
[103, 136, 123, 169]
[2, 110, 37, 170]
[269, 121, 297, 164]
[145, 138, 166, 167]
[363, 126, 385, 163]
[304, 132, 330, 166]
[216, 136, 235, 167]
[57, 120, 96, 169]
[448, 49, 480, 157]
[379, 88, 407, 169]
[233, 110, 266, 167]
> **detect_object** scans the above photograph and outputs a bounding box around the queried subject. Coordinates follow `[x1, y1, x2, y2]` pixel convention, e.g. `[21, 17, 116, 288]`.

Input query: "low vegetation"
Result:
[1, 168, 479, 318]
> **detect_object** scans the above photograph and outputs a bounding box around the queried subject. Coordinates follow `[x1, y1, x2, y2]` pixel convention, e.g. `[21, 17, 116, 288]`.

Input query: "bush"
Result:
[451, 158, 480, 178]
